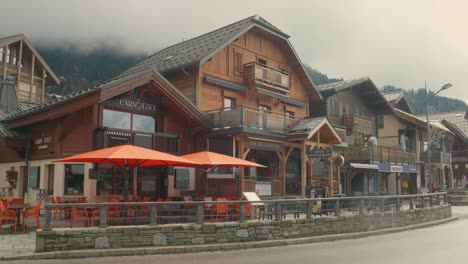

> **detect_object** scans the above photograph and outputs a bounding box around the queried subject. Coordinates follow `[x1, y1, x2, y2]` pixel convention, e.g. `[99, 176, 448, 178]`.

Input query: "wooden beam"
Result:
[337, 165, 341, 194]
[243, 148, 250, 159]
[41, 69, 46, 104]
[328, 157, 333, 198]
[238, 136, 245, 197]
[17, 41, 23, 94]
[301, 140, 306, 198]
[2, 45, 7, 80]
[29, 54, 35, 103]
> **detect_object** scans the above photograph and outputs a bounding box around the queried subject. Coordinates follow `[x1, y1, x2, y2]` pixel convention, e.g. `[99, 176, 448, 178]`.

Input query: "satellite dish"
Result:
[334, 155, 345, 167]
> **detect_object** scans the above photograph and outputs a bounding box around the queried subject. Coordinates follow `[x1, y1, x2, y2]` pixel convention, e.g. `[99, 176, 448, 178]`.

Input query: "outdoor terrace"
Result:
[208, 105, 300, 134]
[342, 114, 376, 136]
[95, 127, 179, 155]
[244, 62, 290, 93]
[340, 144, 417, 165]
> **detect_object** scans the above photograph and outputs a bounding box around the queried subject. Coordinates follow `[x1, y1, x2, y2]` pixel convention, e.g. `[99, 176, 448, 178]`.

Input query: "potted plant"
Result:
[5, 167, 18, 188]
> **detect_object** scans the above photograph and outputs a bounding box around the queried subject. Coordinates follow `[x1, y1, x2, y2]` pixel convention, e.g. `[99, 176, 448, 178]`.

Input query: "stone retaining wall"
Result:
[36, 205, 451, 252]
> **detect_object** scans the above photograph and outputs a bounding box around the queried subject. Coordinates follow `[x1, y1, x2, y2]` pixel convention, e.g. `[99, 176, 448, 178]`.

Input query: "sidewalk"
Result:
[0, 232, 35, 258]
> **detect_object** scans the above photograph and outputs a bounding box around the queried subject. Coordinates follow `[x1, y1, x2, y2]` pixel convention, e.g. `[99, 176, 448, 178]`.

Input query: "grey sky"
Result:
[2, 0, 467, 102]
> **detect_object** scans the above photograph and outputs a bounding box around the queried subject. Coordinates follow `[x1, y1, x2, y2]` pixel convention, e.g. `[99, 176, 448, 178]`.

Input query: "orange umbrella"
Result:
[56, 145, 200, 167]
[56, 145, 201, 200]
[180, 151, 265, 168]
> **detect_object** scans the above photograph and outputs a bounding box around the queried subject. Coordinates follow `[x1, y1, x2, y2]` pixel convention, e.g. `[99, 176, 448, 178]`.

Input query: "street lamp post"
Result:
[425, 82, 452, 189]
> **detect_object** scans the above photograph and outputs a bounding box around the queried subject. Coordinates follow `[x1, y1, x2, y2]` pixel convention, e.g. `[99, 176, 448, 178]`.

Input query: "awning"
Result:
[205, 75, 247, 92]
[350, 163, 379, 170]
[256, 87, 309, 108]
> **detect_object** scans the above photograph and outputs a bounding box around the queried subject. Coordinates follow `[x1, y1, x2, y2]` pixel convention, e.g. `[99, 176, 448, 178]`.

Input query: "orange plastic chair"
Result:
[49, 197, 64, 219]
[69, 207, 89, 228]
[88, 208, 101, 227]
[0, 201, 18, 233]
[22, 200, 43, 232]
[212, 198, 229, 221]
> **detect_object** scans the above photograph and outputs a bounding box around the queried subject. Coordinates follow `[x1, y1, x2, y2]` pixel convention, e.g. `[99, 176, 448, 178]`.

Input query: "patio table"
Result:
[7, 203, 30, 232]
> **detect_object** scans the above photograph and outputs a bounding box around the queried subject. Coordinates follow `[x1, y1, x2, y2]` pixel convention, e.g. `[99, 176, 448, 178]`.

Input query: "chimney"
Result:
[0, 76, 19, 110]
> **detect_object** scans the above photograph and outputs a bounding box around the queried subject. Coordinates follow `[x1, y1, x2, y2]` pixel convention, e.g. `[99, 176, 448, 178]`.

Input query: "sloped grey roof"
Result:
[317, 77, 370, 93]
[428, 111, 468, 139]
[117, 15, 289, 78]
[288, 117, 326, 136]
[382, 91, 404, 105]
[0, 77, 19, 111]
[317, 77, 394, 114]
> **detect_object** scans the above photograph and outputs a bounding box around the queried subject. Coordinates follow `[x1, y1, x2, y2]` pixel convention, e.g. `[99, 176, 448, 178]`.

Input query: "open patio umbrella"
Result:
[180, 151, 265, 168]
[180, 151, 265, 196]
[56, 145, 201, 199]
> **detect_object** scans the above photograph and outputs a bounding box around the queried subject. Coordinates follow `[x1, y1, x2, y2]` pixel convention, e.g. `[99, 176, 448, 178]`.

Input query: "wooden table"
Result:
[7, 203, 30, 231]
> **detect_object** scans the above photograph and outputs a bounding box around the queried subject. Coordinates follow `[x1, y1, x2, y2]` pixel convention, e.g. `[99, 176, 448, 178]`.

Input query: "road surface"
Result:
[8, 207, 468, 264]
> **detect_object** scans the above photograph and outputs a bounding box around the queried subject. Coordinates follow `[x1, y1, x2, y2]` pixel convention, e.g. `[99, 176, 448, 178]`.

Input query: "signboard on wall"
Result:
[306, 148, 332, 158]
[246, 140, 282, 152]
[102, 95, 167, 115]
[255, 181, 272, 196]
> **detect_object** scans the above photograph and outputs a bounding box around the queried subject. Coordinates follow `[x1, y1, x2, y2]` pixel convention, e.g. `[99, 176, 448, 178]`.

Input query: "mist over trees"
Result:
[37, 45, 465, 115]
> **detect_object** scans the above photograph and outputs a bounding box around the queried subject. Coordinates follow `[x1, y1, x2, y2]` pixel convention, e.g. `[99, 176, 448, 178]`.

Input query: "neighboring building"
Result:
[315, 78, 425, 196]
[430, 110, 468, 188]
[383, 91, 413, 114]
[0, 15, 342, 203]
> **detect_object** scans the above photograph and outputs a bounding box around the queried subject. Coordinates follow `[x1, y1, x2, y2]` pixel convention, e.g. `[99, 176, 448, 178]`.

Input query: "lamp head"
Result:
[440, 83, 452, 91]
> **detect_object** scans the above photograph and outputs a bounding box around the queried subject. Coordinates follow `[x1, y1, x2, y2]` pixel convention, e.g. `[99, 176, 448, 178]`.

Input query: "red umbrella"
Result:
[56, 145, 200, 167]
[56, 145, 201, 199]
[180, 151, 265, 168]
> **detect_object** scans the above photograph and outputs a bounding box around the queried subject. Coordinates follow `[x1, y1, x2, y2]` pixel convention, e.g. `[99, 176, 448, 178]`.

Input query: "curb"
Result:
[2, 216, 458, 261]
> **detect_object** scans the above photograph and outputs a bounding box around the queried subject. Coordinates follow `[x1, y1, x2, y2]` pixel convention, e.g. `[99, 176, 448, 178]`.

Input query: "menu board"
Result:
[174, 169, 189, 189]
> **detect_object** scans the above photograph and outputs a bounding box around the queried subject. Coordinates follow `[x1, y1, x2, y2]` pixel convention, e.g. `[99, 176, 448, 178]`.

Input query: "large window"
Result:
[103, 109, 156, 133]
[96, 165, 133, 196]
[223, 97, 235, 111]
[28, 166, 40, 189]
[64, 164, 84, 195]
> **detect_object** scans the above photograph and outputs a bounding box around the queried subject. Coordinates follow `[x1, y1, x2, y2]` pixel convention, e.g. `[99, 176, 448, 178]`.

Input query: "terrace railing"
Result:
[340, 144, 417, 165]
[420, 151, 452, 164]
[43, 193, 447, 230]
[208, 105, 300, 133]
[244, 62, 290, 92]
[95, 127, 179, 155]
[342, 114, 375, 136]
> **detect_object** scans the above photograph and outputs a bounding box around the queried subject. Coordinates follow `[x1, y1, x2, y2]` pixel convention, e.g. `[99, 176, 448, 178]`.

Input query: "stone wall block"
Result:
[153, 233, 168, 246]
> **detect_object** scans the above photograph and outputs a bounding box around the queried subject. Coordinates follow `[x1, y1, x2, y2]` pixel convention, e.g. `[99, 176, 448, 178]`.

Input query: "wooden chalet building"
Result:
[431, 110, 468, 188]
[0, 15, 342, 203]
[313, 78, 424, 196]
[381, 92, 455, 193]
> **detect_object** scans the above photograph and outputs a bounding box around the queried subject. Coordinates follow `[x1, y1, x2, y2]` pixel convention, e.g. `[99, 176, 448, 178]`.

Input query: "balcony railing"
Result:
[208, 105, 301, 134]
[244, 62, 290, 91]
[420, 151, 452, 164]
[95, 127, 179, 155]
[340, 145, 417, 165]
[342, 114, 375, 135]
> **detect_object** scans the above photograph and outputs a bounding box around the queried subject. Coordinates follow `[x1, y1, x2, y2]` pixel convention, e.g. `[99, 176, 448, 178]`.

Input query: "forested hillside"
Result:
[37, 46, 464, 115]
[382, 85, 466, 115]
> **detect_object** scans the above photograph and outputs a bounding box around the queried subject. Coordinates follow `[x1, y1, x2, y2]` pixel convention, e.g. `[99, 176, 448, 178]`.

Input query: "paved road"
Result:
[8, 207, 468, 264]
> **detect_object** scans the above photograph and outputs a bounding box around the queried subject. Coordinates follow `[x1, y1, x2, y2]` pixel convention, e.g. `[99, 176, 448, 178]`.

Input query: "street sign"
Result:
[307, 148, 332, 158]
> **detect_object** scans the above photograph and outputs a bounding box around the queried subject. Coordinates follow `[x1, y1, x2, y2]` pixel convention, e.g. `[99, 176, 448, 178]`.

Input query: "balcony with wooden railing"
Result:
[420, 151, 452, 164]
[340, 145, 417, 165]
[208, 105, 300, 134]
[342, 114, 375, 135]
[95, 127, 179, 155]
[244, 62, 290, 92]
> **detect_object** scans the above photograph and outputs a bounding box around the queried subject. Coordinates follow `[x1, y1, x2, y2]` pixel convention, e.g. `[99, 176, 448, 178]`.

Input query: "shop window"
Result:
[64, 164, 84, 195]
[96, 165, 133, 196]
[28, 166, 40, 189]
[103, 109, 156, 133]
[103, 109, 131, 130]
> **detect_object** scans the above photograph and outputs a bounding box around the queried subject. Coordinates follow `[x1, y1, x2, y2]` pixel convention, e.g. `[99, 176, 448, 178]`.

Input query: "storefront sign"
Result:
[246, 140, 282, 152]
[390, 165, 403, 173]
[102, 95, 166, 115]
[307, 148, 332, 158]
[255, 181, 272, 196]
[34, 136, 52, 150]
